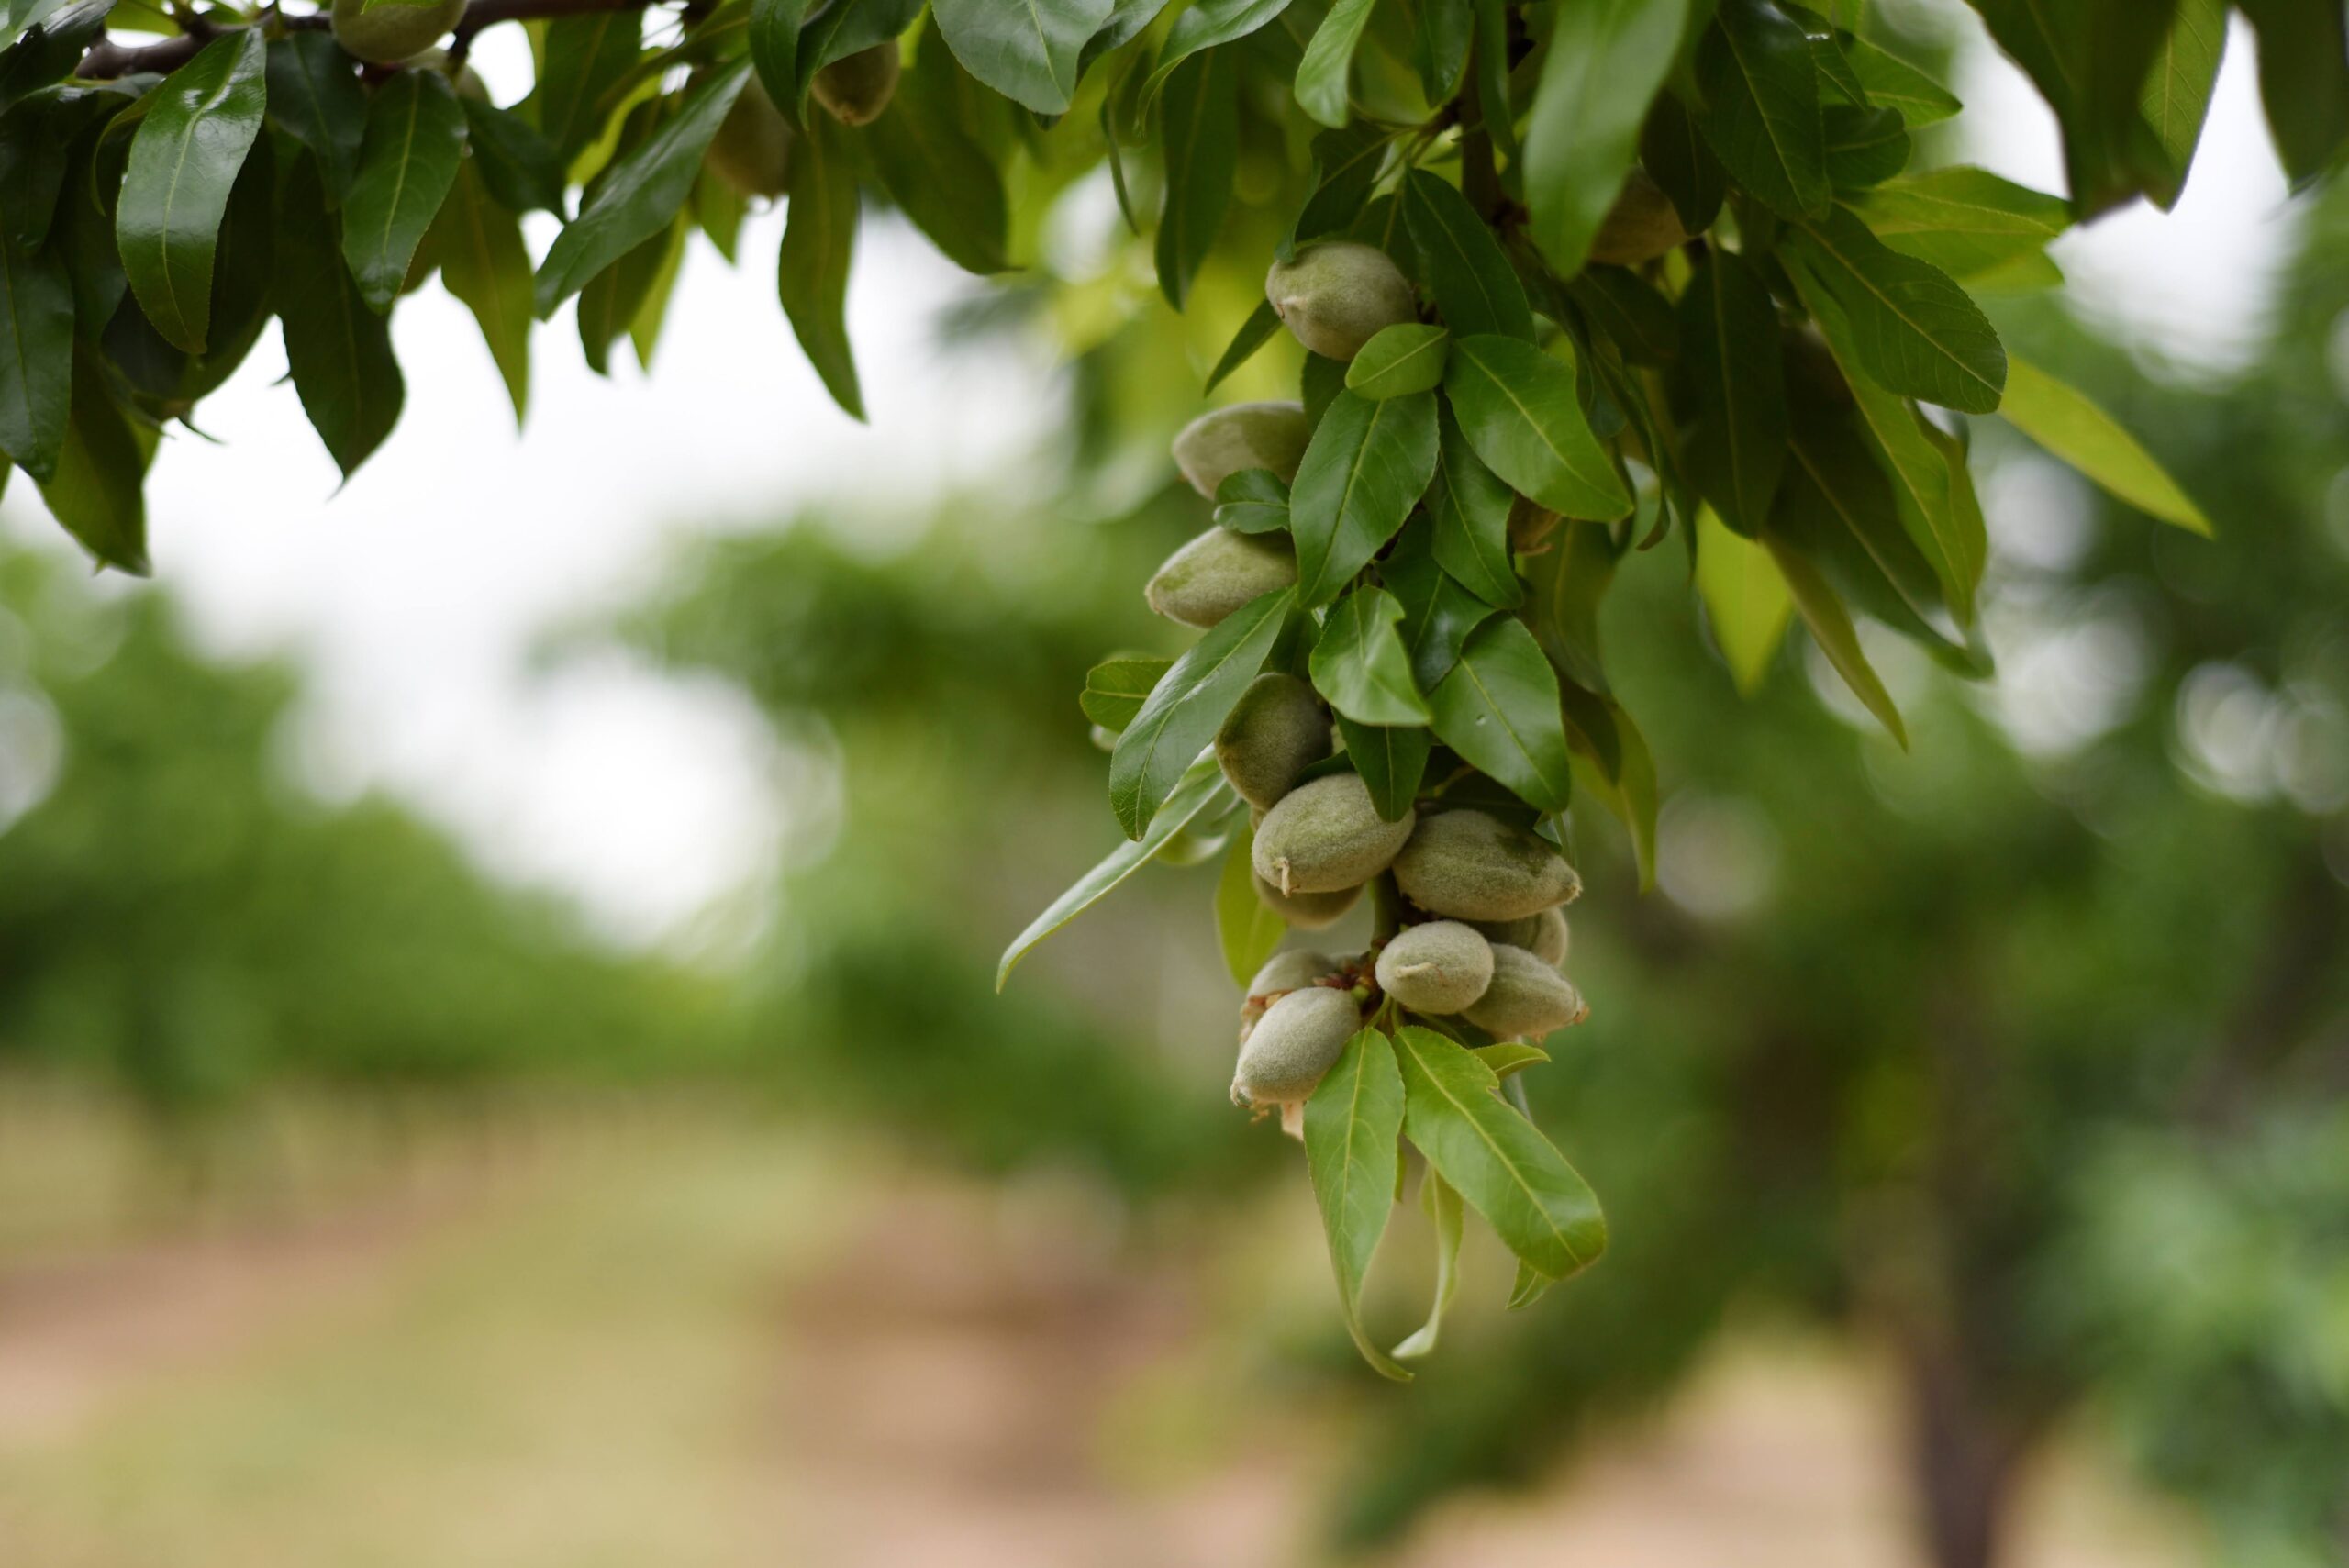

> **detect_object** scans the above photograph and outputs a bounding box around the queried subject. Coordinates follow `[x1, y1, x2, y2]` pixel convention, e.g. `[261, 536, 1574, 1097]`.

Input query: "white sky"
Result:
[0, 11, 2310, 953]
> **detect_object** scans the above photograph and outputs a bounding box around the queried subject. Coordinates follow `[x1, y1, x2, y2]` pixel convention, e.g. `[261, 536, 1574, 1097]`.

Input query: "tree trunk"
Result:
[1903, 1341, 2024, 1568]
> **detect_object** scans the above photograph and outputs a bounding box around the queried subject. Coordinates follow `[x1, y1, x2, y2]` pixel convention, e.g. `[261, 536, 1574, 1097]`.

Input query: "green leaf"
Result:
[1695, 0, 1828, 219]
[1521, 0, 1688, 277]
[1383, 515, 1496, 690]
[0, 236, 72, 483]
[342, 70, 467, 314]
[1401, 169, 1532, 342]
[1442, 334, 1631, 521]
[1152, 48, 1236, 308]
[531, 9, 643, 161]
[1215, 823, 1286, 987]
[1998, 354, 2211, 536]
[263, 34, 366, 201]
[1392, 1168, 1464, 1359]
[1336, 713, 1430, 821]
[1305, 1029, 1410, 1382]
[998, 752, 1234, 988]
[1301, 348, 1347, 427]
[1294, 0, 1375, 128]
[1428, 616, 1574, 813]
[1392, 1026, 1606, 1282]
[461, 97, 567, 217]
[1845, 166, 2071, 283]
[932, 0, 1113, 115]
[1312, 586, 1430, 726]
[1564, 265, 1680, 368]
[36, 350, 147, 574]
[2235, 0, 2349, 187]
[431, 161, 532, 425]
[1822, 102, 1909, 188]
[1523, 517, 1617, 695]
[1424, 398, 1520, 608]
[1290, 387, 1439, 607]
[1765, 530, 1905, 745]
[869, 55, 1012, 276]
[1678, 247, 1787, 537]
[1788, 205, 2005, 415]
[0, 0, 109, 116]
[1085, 0, 1174, 73]
[277, 151, 404, 479]
[776, 104, 863, 419]
[1286, 120, 1388, 254]
[1780, 246, 1983, 624]
[0, 84, 115, 253]
[748, 0, 811, 128]
[1847, 32, 1960, 125]
[1640, 89, 1725, 232]
[1475, 1042, 1549, 1078]
[1204, 298, 1280, 392]
[1508, 1258, 1555, 1309]
[1212, 467, 1290, 533]
[1344, 322, 1448, 399]
[1146, 0, 1293, 98]
[1696, 504, 1793, 694]
[115, 28, 265, 354]
[1567, 693, 1657, 889]
[1109, 587, 1295, 838]
[577, 215, 674, 375]
[537, 62, 745, 317]
[2140, 0, 2225, 208]
[1964, 0, 2179, 215]
[1770, 402, 1971, 665]
[1080, 654, 1172, 730]
[1410, 0, 1472, 103]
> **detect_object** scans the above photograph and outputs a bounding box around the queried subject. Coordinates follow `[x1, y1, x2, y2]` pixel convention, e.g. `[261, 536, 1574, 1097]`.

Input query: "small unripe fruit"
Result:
[1253, 873, 1360, 929]
[1217, 673, 1330, 809]
[706, 75, 794, 198]
[1393, 810, 1580, 921]
[1144, 528, 1297, 629]
[1375, 921, 1494, 1015]
[1474, 906, 1569, 966]
[1462, 945, 1587, 1039]
[1172, 401, 1312, 497]
[1265, 242, 1417, 361]
[1232, 985, 1361, 1106]
[1247, 949, 1339, 1000]
[1253, 773, 1414, 895]
[812, 41, 899, 126]
[331, 0, 463, 64]
[1588, 168, 1691, 266]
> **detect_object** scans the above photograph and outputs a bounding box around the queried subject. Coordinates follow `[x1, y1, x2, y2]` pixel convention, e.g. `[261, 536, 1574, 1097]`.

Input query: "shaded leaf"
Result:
[461, 97, 567, 217]
[1523, 517, 1618, 695]
[1640, 89, 1725, 232]
[2236, 0, 2349, 184]
[1392, 1167, 1464, 1359]
[1147, 0, 1293, 97]
[431, 161, 531, 424]
[748, 0, 812, 128]
[1677, 246, 1786, 536]
[531, 9, 644, 161]
[1205, 298, 1280, 392]
[1765, 530, 1905, 744]
[36, 349, 147, 573]
[0, 235, 72, 481]
[2141, 0, 2225, 208]
[277, 151, 402, 478]
[1383, 515, 1496, 690]
[1153, 48, 1236, 307]
[1080, 654, 1172, 730]
[1822, 102, 1909, 187]
[1337, 713, 1430, 821]
[263, 33, 366, 200]
[1216, 823, 1286, 986]
[1424, 398, 1520, 607]
[1213, 467, 1291, 533]
[1848, 31, 1960, 124]
[1286, 120, 1388, 254]
[777, 102, 862, 417]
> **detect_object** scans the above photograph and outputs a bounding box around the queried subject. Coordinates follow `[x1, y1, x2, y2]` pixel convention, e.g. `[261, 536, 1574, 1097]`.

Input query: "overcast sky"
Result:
[0, 10, 2304, 953]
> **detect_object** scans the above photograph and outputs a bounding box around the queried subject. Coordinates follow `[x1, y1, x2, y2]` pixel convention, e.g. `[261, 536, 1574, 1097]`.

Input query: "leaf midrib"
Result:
[1399, 1033, 1591, 1270]
[1800, 219, 1999, 401]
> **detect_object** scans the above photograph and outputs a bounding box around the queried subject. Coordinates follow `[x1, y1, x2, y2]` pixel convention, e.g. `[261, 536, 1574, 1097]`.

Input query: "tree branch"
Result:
[76, 0, 658, 80]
